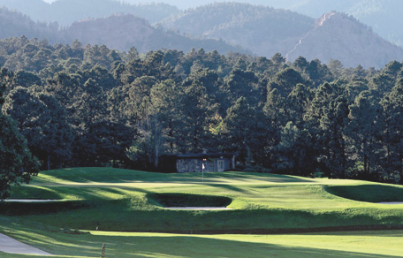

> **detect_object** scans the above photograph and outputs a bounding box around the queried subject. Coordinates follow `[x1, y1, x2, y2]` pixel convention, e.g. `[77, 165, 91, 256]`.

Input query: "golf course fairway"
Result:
[0, 167, 402, 257]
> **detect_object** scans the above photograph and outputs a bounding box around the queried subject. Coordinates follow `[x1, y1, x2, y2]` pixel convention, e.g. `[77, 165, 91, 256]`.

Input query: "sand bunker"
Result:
[165, 207, 231, 210]
[4, 199, 59, 202]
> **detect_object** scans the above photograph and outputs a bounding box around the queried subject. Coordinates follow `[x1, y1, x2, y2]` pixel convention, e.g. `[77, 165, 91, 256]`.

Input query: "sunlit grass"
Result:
[1, 220, 403, 258]
[1, 167, 403, 257]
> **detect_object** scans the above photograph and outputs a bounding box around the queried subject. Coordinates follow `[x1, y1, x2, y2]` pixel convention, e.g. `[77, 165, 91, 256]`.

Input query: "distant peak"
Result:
[316, 11, 336, 27]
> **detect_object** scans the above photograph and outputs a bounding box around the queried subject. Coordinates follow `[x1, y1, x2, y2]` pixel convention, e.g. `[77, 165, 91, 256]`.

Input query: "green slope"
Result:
[1, 167, 403, 257]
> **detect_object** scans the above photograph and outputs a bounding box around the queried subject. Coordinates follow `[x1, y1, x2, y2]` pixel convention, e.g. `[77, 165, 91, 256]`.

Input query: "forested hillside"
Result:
[0, 0, 180, 25]
[286, 12, 403, 68]
[61, 14, 250, 54]
[0, 7, 59, 40]
[162, 3, 314, 59]
[284, 0, 403, 47]
[1, 1, 402, 68]
[162, 3, 403, 68]
[0, 8, 249, 55]
[121, 0, 403, 48]
[1, 36, 403, 184]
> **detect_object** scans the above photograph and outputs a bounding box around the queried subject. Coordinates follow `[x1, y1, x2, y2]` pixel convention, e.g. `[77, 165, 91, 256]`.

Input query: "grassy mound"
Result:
[325, 184, 403, 203]
[148, 193, 232, 207]
[3, 168, 403, 233]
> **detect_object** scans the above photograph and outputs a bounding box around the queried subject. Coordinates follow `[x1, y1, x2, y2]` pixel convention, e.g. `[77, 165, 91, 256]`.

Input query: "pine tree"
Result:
[0, 84, 39, 200]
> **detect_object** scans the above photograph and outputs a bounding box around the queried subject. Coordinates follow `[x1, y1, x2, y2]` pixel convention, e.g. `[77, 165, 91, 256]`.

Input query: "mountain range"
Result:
[116, 0, 403, 47]
[0, 0, 180, 25]
[0, 7, 249, 55]
[161, 3, 403, 68]
[0, 0, 402, 68]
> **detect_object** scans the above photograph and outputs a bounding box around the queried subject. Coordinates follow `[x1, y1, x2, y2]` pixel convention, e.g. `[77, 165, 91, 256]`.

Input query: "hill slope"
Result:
[115, 0, 403, 47]
[0, 8, 249, 54]
[1, 1, 402, 68]
[162, 3, 403, 68]
[0, 7, 58, 40]
[162, 3, 315, 58]
[285, 0, 403, 47]
[61, 14, 250, 53]
[0, 0, 180, 25]
[286, 12, 403, 68]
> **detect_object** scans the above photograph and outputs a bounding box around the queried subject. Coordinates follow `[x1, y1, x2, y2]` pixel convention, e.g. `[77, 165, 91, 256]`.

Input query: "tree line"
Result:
[1, 36, 403, 184]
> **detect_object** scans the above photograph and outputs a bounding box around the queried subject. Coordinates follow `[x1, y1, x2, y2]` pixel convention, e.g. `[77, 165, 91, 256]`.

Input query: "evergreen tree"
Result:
[380, 79, 403, 183]
[0, 84, 39, 200]
[347, 90, 382, 180]
[2, 86, 73, 170]
[275, 121, 314, 175]
[304, 82, 350, 177]
[224, 97, 267, 167]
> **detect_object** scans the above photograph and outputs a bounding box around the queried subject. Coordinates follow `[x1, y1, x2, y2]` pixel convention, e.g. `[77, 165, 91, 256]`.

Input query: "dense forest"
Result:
[1, 36, 403, 184]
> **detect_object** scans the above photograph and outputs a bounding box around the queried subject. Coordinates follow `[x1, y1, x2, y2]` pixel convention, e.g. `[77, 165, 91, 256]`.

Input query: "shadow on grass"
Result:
[22, 205, 403, 233]
[0, 200, 90, 216]
[205, 183, 251, 194]
[38, 167, 165, 184]
[58, 234, 401, 258]
[206, 172, 314, 183]
[10, 185, 63, 200]
[147, 193, 232, 208]
[0, 216, 396, 258]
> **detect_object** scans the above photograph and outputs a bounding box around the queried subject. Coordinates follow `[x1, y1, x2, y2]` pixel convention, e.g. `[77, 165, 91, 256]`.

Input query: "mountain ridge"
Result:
[0, 8, 250, 56]
[0, 1, 402, 68]
[161, 3, 314, 60]
[162, 3, 403, 68]
[286, 12, 403, 68]
[0, 0, 180, 26]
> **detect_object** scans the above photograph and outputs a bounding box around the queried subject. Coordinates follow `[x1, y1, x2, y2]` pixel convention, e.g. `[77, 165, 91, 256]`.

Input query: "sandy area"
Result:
[4, 199, 59, 202]
[165, 207, 231, 210]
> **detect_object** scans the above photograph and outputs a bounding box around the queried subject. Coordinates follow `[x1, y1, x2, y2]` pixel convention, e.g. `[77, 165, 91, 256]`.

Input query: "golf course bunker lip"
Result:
[147, 193, 232, 209]
[4, 199, 61, 202]
[164, 207, 231, 210]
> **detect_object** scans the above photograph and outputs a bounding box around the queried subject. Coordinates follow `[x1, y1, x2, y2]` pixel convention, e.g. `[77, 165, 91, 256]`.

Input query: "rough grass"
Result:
[1, 168, 403, 257]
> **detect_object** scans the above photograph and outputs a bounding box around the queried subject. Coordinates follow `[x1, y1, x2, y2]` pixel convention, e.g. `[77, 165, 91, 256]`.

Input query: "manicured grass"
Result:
[1, 219, 402, 258]
[1, 168, 403, 257]
[3, 168, 403, 232]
